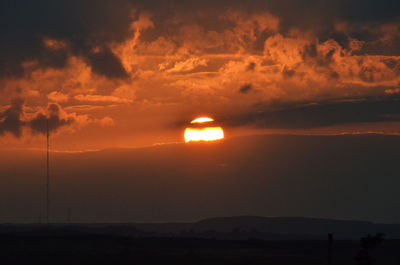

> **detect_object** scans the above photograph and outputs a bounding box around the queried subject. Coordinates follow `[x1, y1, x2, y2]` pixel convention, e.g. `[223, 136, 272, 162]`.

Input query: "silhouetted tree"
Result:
[355, 233, 385, 265]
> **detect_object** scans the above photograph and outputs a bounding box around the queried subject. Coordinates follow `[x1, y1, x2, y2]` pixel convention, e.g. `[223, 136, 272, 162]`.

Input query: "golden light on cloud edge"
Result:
[184, 127, 224, 142]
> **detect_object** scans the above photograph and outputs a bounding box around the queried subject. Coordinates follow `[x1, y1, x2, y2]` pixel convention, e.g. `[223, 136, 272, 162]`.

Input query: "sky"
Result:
[1, 0, 400, 223]
[0, 0, 400, 150]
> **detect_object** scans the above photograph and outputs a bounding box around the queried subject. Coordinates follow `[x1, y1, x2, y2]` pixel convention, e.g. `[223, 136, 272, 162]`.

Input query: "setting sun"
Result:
[185, 117, 224, 142]
[191, 117, 214, 124]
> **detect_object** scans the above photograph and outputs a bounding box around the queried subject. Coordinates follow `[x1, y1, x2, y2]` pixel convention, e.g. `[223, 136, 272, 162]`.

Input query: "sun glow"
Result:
[191, 117, 214, 124]
[185, 116, 224, 142]
[184, 127, 224, 142]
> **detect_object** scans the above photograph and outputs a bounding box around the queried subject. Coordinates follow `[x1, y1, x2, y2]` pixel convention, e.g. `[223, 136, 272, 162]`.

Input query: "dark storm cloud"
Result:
[132, 0, 400, 23]
[135, 0, 400, 48]
[86, 47, 128, 78]
[223, 98, 400, 129]
[0, 99, 76, 137]
[0, 0, 131, 78]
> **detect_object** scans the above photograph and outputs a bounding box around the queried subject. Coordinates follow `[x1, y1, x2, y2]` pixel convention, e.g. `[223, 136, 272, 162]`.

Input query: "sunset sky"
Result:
[1, 0, 400, 151]
[1, 1, 400, 223]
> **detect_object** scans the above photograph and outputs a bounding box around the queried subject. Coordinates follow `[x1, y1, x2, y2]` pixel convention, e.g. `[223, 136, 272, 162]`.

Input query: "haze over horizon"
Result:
[1, 134, 399, 224]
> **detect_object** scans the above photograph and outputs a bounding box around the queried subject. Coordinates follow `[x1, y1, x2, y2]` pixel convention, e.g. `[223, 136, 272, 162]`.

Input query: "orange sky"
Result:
[1, 0, 400, 151]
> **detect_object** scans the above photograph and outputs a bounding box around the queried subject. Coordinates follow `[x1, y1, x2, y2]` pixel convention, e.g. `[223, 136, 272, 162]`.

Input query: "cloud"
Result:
[246, 62, 256, 71]
[74, 94, 133, 104]
[167, 57, 208, 73]
[29, 103, 76, 134]
[86, 47, 128, 78]
[47, 91, 69, 102]
[0, 98, 110, 138]
[98, 116, 115, 127]
[1, 0, 400, 146]
[42, 38, 68, 51]
[223, 98, 400, 129]
[385, 88, 400, 95]
[0, 99, 74, 137]
[239, 84, 252, 94]
[0, 0, 132, 78]
[1, 0, 399, 79]
[0, 98, 25, 137]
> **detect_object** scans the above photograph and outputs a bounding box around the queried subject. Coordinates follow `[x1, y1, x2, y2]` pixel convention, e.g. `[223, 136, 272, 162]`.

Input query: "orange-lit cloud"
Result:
[43, 38, 68, 51]
[74, 94, 133, 104]
[48, 91, 69, 103]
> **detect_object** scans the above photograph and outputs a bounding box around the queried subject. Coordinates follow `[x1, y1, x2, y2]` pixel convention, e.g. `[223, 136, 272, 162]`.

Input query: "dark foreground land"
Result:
[0, 225, 399, 265]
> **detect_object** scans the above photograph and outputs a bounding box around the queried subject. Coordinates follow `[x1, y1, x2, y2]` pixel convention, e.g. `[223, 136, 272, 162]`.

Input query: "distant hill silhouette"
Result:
[1, 216, 399, 240]
[132, 216, 400, 239]
[1, 221, 400, 265]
